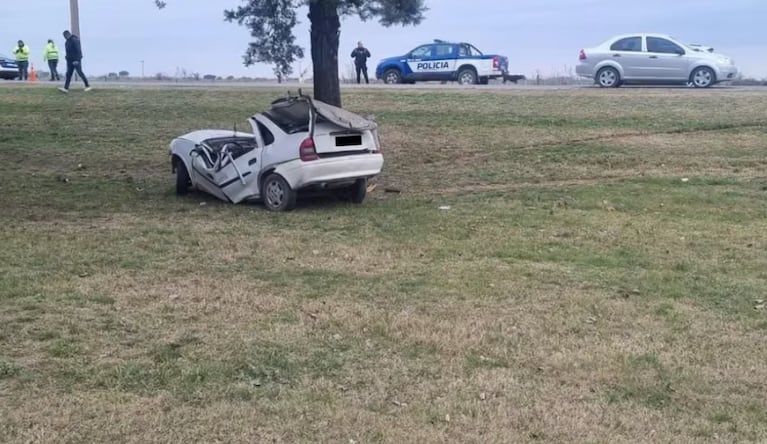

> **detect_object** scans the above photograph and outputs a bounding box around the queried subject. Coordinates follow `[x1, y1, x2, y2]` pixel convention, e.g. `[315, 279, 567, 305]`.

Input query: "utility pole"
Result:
[69, 0, 81, 81]
[69, 0, 81, 37]
[140, 60, 145, 79]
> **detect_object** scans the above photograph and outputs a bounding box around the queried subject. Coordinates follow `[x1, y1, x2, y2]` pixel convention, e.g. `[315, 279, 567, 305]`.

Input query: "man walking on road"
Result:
[43, 39, 60, 81]
[12, 40, 30, 81]
[59, 30, 91, 93]
[351, 41, 371, 84]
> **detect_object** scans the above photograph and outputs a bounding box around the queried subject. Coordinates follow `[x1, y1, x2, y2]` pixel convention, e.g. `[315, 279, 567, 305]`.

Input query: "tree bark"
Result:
[308, 1, 342, 107]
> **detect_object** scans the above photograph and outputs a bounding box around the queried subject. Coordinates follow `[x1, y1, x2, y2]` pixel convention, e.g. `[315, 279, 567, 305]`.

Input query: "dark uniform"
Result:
[351, 45, 371, 84]
[63, 32, 90, 90]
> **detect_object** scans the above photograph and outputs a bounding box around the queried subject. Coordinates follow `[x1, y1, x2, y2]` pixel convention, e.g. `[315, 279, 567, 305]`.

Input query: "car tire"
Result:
[383, 69, 402, 84]
[335, 179, 368, 204]
[596, 67, 621, 88]
[690, 66, 716, 88]
[457, 68, 477, 85]
[175, 160, 191, 196]
[262, 173, 297, 212]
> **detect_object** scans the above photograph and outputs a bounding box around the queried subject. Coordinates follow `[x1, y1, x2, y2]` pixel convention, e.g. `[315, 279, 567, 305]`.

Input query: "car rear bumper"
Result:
[481, 69, 506, 79]
[0, 67, 19, 79]
[278, 154, 384, 190]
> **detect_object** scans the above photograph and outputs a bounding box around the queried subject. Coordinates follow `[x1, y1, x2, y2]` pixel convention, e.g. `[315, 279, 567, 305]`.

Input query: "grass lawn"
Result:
[1, 84, 766, 443]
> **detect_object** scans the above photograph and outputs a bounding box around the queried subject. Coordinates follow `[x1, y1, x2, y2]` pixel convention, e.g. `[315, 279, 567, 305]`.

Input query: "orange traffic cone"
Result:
[29, 64, 38, 82]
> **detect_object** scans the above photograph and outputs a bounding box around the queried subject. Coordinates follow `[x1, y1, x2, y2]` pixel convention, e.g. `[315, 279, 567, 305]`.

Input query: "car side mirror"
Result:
[676, 50, 685, 56]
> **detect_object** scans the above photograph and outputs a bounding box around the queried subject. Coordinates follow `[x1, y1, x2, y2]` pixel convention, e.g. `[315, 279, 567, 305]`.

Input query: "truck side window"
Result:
[435, 44, 454, 57]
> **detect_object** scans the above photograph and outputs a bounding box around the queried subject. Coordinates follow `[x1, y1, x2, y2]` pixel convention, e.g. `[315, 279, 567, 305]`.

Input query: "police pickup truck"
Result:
[375, 40, 509, 85]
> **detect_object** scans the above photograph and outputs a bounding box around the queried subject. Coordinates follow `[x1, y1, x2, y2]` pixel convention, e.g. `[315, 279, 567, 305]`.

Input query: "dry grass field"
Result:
[1, 85, 766, 443]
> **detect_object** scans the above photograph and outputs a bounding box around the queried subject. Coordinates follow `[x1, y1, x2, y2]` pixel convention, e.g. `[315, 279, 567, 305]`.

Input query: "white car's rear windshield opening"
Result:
[264, 99, 329, 134]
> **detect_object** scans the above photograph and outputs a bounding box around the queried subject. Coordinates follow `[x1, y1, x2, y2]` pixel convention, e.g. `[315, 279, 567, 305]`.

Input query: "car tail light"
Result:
[372, 131, 382, 153]
[579, 49, 587, 60]
[299, 137, 318, 161]
[493, 56, 499, 70]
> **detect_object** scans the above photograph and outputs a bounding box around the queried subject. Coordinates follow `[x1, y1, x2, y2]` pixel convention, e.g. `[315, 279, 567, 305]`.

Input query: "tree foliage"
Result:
[224, 0, 304, 81]
[156, 0, 427, 107]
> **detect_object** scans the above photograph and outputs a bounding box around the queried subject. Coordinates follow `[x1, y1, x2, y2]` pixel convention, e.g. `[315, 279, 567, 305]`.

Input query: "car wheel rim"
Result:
[694, 69, 712, 87]
[599, 70, 616, 87]
[266, 181, 284, 207]
[385, 73, 398, 84]
[459, 72, 474, 84]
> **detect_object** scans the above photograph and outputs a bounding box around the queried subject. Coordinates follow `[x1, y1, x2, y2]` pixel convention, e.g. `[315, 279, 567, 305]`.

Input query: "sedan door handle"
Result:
[612, 54, 621, 58]
[248, 158, 258, 166]
[649, 55, 658, 59]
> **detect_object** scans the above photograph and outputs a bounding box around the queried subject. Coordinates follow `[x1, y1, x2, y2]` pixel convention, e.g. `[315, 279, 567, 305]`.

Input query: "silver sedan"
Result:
[576, 34, 738, 88]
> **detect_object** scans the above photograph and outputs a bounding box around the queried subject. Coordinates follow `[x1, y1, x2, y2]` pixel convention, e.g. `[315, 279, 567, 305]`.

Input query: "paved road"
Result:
[2, 79, 765, 92]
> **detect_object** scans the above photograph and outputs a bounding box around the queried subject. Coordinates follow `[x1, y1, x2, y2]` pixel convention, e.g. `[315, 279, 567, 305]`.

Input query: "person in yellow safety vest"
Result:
[12, 40, 30, 81]
[43, 39, 61, 81]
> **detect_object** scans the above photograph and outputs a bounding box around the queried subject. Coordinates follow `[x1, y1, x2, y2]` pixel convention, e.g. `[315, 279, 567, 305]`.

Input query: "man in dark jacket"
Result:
[351, 41, 371, 84]
[58, 30, 91, 93]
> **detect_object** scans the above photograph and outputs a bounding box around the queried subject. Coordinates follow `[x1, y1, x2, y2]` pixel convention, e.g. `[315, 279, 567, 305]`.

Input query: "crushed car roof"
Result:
[264, 95, 377, 132]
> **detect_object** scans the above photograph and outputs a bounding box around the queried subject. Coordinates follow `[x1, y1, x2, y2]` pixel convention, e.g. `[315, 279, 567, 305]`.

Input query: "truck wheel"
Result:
[383, 69, 402, 84]
[457, 68, 477, 85]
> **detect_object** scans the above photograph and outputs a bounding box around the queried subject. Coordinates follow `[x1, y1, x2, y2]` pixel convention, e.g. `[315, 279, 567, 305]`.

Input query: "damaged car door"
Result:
[190, 135, 262, 203]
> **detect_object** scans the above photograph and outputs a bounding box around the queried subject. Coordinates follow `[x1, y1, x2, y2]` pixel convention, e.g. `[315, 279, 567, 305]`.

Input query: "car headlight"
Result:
[718, 57, 732, 65]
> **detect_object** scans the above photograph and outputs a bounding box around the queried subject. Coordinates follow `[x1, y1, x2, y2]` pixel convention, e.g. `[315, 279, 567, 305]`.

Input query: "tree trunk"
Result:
[308, 1, 341, 107]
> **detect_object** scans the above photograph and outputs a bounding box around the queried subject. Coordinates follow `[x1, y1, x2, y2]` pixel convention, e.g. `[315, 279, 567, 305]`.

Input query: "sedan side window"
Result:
[257, 122, 275, 146]
[610, 37, 642, 52]
[647, 37, 684, 55]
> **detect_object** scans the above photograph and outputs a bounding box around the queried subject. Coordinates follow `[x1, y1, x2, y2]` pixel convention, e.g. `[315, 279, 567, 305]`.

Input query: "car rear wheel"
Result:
[175, 160, 190, 196]
[263, 173, 296, 212]
[336, 178, 368, 204]
[457, 68, 477, 85]
[596, 67, 621, 88]
[691, 67, 715, 88]
[383, 69, 402, 84]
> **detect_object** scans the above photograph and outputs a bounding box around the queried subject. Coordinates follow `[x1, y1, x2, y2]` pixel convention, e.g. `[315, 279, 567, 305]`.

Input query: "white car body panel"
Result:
[169, 95, 384, 207]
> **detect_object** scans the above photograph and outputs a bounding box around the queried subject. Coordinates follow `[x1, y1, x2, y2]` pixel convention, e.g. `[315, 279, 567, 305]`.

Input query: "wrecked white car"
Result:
[169, 94, 384, 211]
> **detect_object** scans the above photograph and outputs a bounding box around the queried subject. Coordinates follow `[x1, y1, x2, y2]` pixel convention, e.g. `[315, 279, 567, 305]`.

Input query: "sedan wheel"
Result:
[691, 67, 715, 88]
[263, 174, 296, 212]
[597, 67, 620, 88]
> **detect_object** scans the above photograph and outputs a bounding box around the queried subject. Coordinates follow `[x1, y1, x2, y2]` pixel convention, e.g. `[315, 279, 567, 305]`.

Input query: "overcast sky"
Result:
[2, 0, 766, 79]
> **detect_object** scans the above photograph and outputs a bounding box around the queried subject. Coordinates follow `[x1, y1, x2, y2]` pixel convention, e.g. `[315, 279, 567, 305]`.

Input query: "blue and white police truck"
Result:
[375, 40, 509, 85]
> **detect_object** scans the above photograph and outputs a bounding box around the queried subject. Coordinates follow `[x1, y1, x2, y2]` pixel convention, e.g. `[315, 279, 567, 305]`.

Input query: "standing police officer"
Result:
[12, 40, 30, 81]
[43, 39, 61, 81]
[59, 30, 91, 93]
[351, 41, 371, 84]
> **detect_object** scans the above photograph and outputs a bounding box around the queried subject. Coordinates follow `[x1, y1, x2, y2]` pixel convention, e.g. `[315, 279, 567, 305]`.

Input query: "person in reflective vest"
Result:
[43, 39, 60, 81]
[12, 40, 30, 81]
